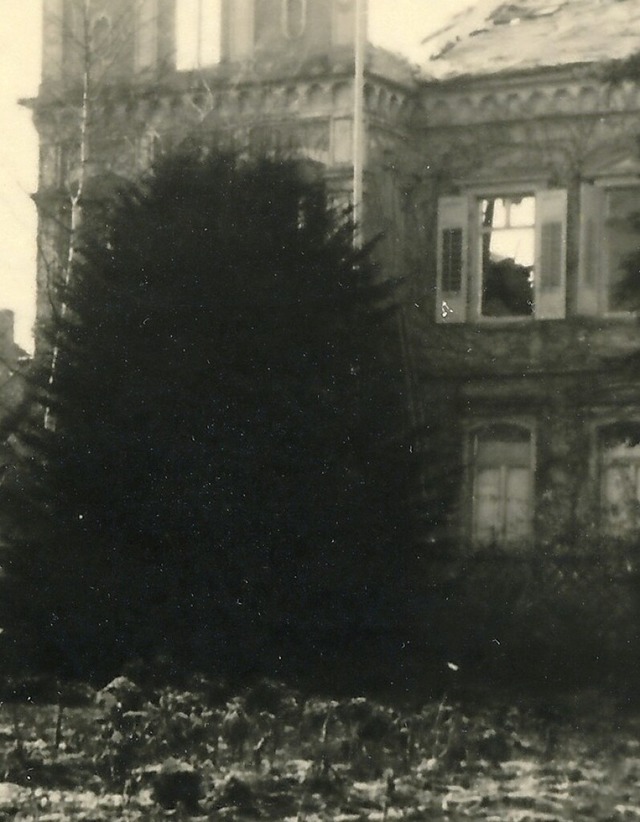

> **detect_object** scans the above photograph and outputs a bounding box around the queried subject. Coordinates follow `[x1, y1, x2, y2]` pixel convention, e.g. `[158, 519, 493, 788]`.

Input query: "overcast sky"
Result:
[0, 1, 472, 350]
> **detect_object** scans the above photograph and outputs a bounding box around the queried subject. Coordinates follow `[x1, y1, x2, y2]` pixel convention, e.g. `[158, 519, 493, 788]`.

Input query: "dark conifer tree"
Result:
[0, 150, 419, 682]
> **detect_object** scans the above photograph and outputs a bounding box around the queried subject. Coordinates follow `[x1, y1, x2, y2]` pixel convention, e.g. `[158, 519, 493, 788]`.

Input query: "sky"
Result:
[0, 0, 473, 351]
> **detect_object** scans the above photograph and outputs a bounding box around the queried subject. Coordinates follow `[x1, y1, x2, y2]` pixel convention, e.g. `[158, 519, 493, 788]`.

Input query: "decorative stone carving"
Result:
[577, 86, 599, 112]
[423, 74, 640, 130]
[332, 82, 352, 111]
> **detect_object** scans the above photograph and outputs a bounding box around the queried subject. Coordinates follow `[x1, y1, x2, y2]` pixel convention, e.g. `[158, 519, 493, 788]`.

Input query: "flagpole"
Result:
[352, 0, 367, 242]
[197, 0, 203, 68]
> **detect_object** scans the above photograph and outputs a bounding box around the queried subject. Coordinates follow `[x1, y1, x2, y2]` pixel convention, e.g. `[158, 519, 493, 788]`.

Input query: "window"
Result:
[606, 188, 640, 311]
[282, 0, 307, 39]
[332, 0, 355, 45]
[226, 0, 255, 61]
[480, 195, 535, 317]
[436, 188, 567, 323]
[331, 117, 353, 164]
[599, 424, 640, 536]
[579, 183, 640, 315]
[90, 14, 113, 77]
[471, 424, 534, 545]
[175, 0, 221, 69]
[135, 0, 158, 71]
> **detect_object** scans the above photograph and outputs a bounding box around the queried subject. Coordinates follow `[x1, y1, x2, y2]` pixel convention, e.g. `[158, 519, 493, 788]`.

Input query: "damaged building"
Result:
[33, 0, 640, 548]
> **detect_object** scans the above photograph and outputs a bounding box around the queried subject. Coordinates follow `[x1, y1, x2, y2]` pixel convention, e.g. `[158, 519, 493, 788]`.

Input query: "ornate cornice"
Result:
[421, 77, 640, 128]
[364, 80, 415, 125]
[33, 62, 421, 141]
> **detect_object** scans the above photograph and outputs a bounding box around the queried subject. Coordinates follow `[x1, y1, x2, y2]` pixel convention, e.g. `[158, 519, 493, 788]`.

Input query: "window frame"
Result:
[175, 0, 222, 70]
[465, 419, 536, 548]
[135, 0, 159, 72]
[89, 13, 114, 78]
[579, 178, 640, 318]
[595, 420, 640, 536]
[282, 0, 307, 39]
[436, 182, 568, 324]
[477, 192, 537, 321]
[332, 0, 355, 46]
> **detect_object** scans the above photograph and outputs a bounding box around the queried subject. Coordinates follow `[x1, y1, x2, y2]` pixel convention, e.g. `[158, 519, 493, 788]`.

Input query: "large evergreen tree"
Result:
[0, 150, 418, 682]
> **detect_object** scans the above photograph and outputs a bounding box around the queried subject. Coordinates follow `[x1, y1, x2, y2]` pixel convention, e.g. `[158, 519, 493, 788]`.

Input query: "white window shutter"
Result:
[436, 195, 468, 324]
[535, 189, 567, 319]
[136, 0, 159, 70]
[577, 183, 604, 316]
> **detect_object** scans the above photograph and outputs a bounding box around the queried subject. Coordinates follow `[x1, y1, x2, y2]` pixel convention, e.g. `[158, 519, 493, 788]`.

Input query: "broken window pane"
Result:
[508, 196, 535, 227]
[480, 195, 535, 318]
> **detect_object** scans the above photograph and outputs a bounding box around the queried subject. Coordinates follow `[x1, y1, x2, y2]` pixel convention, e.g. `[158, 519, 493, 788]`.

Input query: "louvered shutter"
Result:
[136, 0, 159, 70]
[535, 189, 567, 319]
[436, 196, 468, 324]
[577, 183, 604, 316]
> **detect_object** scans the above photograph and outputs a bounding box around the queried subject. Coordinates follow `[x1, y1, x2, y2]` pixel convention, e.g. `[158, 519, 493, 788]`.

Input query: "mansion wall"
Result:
[413, 67, 640, 547]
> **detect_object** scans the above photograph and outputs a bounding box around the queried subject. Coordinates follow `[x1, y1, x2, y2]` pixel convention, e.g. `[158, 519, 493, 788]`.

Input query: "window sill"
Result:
[475, 315, 535, 325]
[601, 311, 639, 322]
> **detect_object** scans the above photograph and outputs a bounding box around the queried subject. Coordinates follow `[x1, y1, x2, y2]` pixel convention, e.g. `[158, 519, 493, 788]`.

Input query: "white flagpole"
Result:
[197, 0, 204, 68]
[352, 0, 367, 241]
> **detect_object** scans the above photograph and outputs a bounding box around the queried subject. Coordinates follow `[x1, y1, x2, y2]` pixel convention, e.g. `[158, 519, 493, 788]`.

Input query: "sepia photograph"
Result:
[1, 0, 640, 818]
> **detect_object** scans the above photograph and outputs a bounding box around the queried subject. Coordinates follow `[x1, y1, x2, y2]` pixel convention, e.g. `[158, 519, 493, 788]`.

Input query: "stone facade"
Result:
[32, 0, 640, 548]
[414, 3, 640, 547]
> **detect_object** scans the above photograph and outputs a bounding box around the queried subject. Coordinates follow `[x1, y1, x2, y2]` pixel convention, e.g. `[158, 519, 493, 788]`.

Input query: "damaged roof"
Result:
[420, 0, 640, 80]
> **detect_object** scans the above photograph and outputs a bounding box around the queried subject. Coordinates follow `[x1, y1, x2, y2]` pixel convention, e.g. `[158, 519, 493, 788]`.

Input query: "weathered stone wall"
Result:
[390, 68, 640, 544]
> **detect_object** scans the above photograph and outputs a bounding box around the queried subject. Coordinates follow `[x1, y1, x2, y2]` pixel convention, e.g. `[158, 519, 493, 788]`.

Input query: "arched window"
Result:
[599, 423, 640, 535]
[471, 424, 534, 545]
[282, 0, 307, 39]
